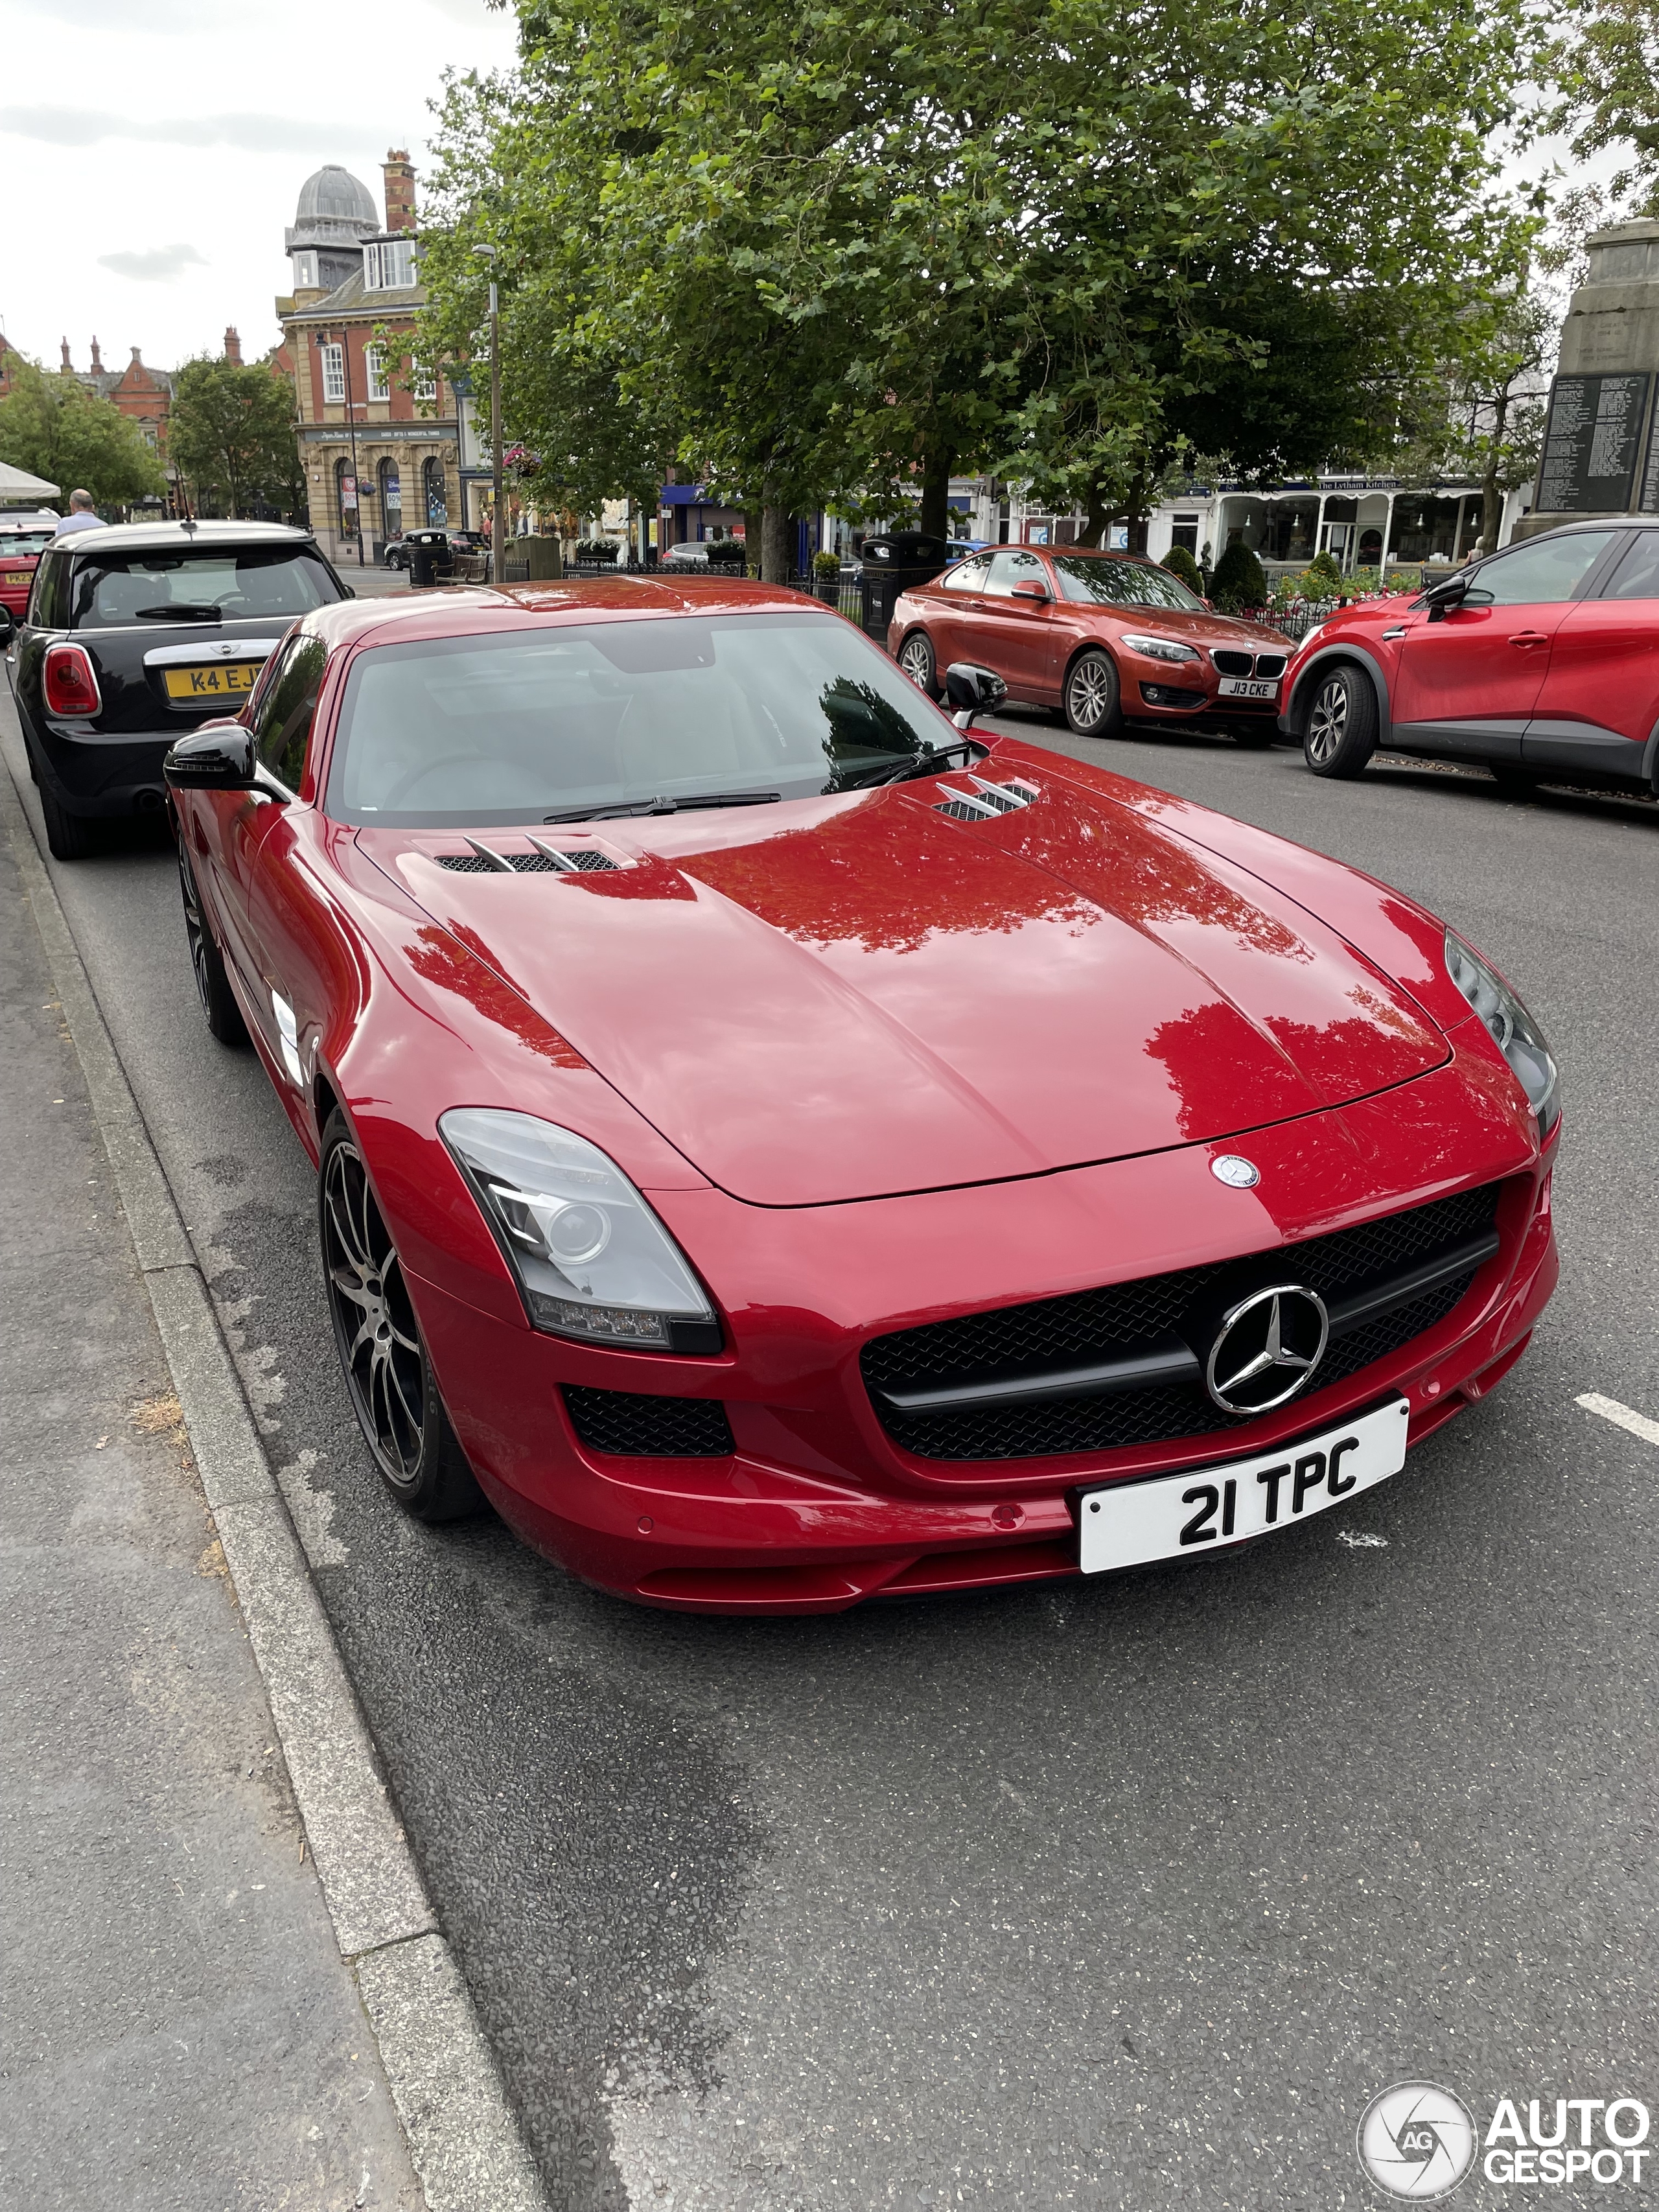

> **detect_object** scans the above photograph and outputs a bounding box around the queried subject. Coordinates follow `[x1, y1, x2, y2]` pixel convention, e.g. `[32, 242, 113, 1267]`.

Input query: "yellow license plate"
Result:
[3, 571, 30, 587]
[165, 662, 260, 699]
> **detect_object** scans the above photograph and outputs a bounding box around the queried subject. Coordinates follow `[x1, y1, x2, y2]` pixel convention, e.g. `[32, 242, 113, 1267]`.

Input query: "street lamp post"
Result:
[472, 245, 504, 585]
[316, 328, 365, 567]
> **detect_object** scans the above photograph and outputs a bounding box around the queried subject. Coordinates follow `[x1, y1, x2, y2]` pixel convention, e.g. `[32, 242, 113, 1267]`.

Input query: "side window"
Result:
[1465, 531, 1616, 607]
[941, 554, 990, 592]
[30, 550, 69, 629]
[1603, 532, 1659, 600]
[252, 634, 329, 791]
[982, 548, 1050, 598]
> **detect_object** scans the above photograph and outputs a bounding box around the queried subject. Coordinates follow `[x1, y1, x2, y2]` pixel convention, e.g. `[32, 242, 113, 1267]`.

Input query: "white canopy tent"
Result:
[0, 460, 60, 506]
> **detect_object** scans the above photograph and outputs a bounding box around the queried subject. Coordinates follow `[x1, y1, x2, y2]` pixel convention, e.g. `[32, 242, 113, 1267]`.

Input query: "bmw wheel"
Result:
[1063, 648, 1122, 738]
[1302, 664, 1377, 779]
[319, 1112, 483, 1523]
[177, 844, 248, 1045]
[898, 631, 938, 697]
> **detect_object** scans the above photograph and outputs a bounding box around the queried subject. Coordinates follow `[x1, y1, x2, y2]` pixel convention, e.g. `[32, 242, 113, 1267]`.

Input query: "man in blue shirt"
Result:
[53, 490, 105, 537]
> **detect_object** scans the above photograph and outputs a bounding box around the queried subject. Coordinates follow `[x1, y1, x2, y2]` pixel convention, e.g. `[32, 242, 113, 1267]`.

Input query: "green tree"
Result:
[168, 355, 303, 519]
[1545, 0, 1659, 203]
[1211, 541, 1269, 610]
[0, 356, 165, 510]
[1161, 544, 1204, 593]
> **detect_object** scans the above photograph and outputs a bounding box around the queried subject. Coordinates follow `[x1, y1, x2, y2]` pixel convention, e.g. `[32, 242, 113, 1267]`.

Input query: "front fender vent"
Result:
[934, 777, 1039, 823]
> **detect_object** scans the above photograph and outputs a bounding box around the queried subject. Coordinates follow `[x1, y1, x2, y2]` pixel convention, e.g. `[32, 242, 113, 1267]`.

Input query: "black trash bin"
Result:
[858, 531, 955, 641]
[403, 528, 454, 588]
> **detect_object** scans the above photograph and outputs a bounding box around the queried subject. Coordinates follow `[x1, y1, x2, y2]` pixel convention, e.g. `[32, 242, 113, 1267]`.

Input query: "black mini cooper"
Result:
[10, 520, 348, 857]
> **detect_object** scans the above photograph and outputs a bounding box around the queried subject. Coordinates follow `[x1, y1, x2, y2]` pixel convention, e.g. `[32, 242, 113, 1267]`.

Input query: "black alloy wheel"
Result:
[1301, 663, 1378, 779]
[177, 843, 249, 1045]
[318, 1112, 483, 1523]
[38, 781, 99, 861]
[1063, 648, 1123, 738]
[897, 630, 938, 697]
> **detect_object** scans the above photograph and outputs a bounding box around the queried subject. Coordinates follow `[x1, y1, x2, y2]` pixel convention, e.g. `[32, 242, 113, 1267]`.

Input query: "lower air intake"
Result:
[563, 1386, 733, 1457]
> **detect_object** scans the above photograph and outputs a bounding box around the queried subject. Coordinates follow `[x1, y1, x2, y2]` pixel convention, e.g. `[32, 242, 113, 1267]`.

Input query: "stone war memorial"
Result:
[1523, 218, 1659, 537]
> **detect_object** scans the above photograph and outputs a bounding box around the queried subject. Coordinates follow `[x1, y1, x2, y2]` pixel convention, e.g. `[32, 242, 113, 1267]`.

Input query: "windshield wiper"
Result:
[544, 790, 782, 824]
[134, 605, 223, 622]
[843, 739, 986, 790]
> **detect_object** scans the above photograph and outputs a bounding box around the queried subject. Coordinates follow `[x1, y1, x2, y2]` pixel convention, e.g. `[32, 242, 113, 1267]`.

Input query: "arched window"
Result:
[334, 456, 358, 542]
[378, 457, 402, 535]
[423, 457, 447, 526]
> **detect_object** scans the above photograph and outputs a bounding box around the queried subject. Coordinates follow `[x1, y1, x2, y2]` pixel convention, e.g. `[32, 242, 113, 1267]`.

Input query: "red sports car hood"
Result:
[363, 773, 1448, 1205]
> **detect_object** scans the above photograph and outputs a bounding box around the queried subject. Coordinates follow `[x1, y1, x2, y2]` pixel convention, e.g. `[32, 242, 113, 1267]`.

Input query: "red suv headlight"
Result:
[43, 642, 102, 718]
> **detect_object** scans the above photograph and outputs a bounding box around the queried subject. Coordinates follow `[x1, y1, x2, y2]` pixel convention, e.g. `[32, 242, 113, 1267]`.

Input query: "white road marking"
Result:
[1577, 1392, 1659, 1449]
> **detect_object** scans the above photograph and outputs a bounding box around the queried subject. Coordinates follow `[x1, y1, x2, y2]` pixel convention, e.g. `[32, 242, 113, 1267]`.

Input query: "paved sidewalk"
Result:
[0, 821, 422, 2206]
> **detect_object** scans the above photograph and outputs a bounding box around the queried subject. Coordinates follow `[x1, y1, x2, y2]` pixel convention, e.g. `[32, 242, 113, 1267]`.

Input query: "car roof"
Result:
[294, 574, 834, 651]
[51, 520, 318, 555]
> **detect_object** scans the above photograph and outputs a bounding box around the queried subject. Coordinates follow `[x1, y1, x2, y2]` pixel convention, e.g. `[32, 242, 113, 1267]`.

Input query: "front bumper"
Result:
[395, 1064, 1559, 1615]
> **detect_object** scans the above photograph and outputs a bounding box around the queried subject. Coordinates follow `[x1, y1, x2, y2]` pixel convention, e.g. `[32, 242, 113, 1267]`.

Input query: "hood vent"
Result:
[933, 776, 1039, 824]
[435, 836, 620, 874]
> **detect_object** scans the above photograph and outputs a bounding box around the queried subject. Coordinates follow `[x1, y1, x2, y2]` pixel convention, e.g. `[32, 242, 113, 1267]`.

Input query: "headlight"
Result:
[1444, 932, 1559, 1133]
[1120, 633, 1200, 663]
[441, 1108, 720, 1349]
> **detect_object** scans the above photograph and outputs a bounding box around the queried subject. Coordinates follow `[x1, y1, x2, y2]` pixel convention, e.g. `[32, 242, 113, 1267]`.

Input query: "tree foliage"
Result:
[168, 355, 303, 518]
[1545, 0, 1659, 204]
[419, 0, 1542, 563]
[0, 356, 166, 509]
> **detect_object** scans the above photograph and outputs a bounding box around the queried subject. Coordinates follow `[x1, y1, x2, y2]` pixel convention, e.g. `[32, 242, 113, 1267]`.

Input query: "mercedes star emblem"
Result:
[1205, 1284, 1330, 1414]
[1211, 1154, 1260, 1189]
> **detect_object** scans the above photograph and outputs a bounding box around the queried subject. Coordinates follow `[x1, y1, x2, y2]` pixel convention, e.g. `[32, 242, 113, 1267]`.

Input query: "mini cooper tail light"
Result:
[43, 642, 102, 718]
[440, 1108, 722, 1352]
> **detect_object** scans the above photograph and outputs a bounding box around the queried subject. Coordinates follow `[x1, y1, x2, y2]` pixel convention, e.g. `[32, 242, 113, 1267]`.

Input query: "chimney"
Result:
[224, 325, 242, 366]
[60, 337, 72, 371]
[130, 346, 143, 367]
[90, 336, 103, 371]
[382, 148, 415, 235]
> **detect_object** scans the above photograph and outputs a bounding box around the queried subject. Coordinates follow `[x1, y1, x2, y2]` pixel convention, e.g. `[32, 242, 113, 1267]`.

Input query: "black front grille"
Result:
[1212, 649, 1253, 676]
[563, 1386, 732, 1457]
[862, 1182, 1503, 1461]
[1255, 655, 1287, 679]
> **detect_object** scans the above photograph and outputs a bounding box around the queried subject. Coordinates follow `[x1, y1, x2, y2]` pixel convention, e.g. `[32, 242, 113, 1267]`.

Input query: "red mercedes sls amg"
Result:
[164, 579, 1559, 1614]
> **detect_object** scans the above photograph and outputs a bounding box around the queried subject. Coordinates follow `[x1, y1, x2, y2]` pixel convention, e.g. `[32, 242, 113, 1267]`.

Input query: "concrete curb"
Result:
[1, 759, 548, 2212]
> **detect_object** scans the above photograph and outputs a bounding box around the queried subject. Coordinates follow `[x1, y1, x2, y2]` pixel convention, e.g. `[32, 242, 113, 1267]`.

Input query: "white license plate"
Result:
[1078, 1397, 1410, 1573]
[1218, 676, 1279, 699]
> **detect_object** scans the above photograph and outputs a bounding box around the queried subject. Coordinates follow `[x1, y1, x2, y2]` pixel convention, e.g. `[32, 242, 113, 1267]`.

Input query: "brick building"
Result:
[276, 154, 461, 561]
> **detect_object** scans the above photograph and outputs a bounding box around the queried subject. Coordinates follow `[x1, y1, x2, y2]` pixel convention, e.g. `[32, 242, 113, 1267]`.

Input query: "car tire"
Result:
[897, 630, 938, 697]
[38, 781, 100, 860]
[177, 843, 248, 1045]
[1064, 648, 1123, 738]
[318, 1111, 485, 1524]
[1301, 664, 1378, 778]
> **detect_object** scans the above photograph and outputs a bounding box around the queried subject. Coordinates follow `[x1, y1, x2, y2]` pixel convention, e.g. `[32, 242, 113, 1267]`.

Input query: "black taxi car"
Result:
[12, 520, 348, 857]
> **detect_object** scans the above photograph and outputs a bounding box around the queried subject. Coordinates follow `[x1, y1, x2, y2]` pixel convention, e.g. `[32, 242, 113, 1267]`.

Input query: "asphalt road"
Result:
[4, 678, 1656, 2211]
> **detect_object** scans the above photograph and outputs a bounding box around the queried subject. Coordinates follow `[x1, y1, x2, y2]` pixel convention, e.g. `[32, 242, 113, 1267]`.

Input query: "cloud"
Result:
[97, 242, 208, 283]
[0, 105, 380, 155]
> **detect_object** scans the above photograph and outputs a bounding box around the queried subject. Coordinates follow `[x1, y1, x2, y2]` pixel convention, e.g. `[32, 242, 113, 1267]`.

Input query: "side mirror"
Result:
[1421, 573, 1470, 622]
[944, 662, 1008, 729]
[164, 719, 257, 789]
[1010, 580, 1050, 605]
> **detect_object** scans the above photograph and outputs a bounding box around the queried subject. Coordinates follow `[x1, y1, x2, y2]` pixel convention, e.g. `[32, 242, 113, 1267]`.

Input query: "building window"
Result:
[364, 239, 415, 292]
[1170, 513, 1200, 555]
[294, 251, 319, 288]
[378, 458, 402, 533]
[410, 362, 437, 402]
[320, 343, 345, 405]
[423, 456, 447, 526]
[335, 456, 358, 539]
[364, 344, 389, 402]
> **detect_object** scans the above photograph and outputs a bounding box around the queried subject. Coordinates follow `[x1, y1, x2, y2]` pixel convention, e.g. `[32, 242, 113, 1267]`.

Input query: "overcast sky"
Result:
[0, 0, 519, 375]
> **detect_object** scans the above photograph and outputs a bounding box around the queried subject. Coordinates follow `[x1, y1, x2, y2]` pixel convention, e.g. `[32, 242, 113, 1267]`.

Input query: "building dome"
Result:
[294, 165, 378, 229]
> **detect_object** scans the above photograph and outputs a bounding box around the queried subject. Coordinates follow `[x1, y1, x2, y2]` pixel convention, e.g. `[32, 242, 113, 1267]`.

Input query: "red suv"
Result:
[1281, 520, 1659, 797]
[0, 515, 56, 634]
[888, 546, 1291, 744]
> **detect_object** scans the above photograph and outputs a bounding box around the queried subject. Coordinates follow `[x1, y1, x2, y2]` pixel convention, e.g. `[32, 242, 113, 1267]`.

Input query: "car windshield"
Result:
[327, 611, 956, 826]
[1051, 555, 1204, 611]
[67, 545, 339, 629]
[0, 530, 52, 556]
